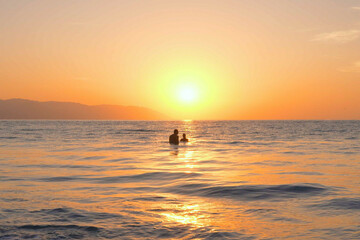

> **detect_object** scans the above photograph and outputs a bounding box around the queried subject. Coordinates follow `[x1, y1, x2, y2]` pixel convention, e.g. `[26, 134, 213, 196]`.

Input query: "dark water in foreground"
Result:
[0, 120, 359, 239]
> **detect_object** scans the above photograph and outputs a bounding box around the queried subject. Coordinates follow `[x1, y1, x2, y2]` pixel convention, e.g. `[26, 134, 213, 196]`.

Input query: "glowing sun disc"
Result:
[178, 85, 198, 103]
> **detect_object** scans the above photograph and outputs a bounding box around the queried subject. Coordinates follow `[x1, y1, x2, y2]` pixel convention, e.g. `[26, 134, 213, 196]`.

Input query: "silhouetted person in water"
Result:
[180, 133, 189, 142]
[169, 129, 179, 145]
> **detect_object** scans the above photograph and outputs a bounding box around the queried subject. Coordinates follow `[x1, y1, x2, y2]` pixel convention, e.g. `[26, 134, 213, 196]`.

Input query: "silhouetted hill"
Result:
[0, 99, 169, 120]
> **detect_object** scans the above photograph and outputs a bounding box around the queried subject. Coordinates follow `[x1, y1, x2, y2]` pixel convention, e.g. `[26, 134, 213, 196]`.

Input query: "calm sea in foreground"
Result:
[0, 120, 359, 239]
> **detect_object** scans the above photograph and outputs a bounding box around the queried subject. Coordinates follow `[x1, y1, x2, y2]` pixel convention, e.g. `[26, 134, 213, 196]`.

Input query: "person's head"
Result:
[174, 129, 178, 134]
[183, 133, 186, 138]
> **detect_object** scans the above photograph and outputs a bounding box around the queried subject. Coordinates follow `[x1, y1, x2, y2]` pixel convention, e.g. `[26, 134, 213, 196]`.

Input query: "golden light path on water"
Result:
[0, 120, 359, 239]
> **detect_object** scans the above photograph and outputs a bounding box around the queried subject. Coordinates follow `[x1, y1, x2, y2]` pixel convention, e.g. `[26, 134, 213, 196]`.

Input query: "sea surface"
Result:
[0, 120, 359, 239]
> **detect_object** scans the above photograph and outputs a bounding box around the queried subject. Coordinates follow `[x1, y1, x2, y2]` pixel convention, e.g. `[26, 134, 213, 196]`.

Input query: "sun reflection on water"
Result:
[160, 203, 205, 227]
[177, 149, 199, 173]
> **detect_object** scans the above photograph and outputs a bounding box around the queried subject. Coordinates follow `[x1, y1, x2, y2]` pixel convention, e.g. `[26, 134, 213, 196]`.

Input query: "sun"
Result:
[178, 84, 198, 103]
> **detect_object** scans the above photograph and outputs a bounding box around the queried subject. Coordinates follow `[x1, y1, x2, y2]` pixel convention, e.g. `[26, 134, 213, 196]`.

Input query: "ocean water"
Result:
[0, 120, 359, 239]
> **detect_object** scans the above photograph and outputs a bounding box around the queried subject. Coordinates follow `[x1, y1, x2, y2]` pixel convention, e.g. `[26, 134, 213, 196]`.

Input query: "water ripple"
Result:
[167, 183, 331, 201]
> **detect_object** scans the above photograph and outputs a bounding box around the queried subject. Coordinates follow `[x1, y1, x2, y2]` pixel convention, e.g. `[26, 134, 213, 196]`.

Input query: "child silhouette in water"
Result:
[180, 133, 188, 142]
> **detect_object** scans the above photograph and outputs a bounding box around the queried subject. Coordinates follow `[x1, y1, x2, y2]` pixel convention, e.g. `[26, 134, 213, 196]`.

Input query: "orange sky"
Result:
[1, 0, 359, 120]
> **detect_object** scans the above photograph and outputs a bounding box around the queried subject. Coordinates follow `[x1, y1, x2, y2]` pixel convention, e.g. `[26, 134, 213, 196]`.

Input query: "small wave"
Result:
[20, 128, 40, 132]
[117, 129, 158, 133]
[105, 158, 132, 162]
[90, 147, 130, 151]
[11, 224, 101, 240]
[272, 217, 302, 223]
[17, 224, 100, 232]
[133, 196, 167, 202]
[0, 223, 253, 240]
[0, 198, 27, 202]
[34, 207, 125, 220]
[41, 176, 80, 182]
[310, 226, 360, 239]
[345, 136, 358, 140]
[342, 151, 357, 155]
[282, 151, 306, 155]
[38, 171, 202, 184]
[95, 171, 202, 183]
[16, 164, 97, 170]
[245, 161, 294, 166]
[0, 136, 17, 139]
[192, 231, 250, 240]
[227, 141, 246, 144]
[0, 177, 24, 182]
[308, 198, 360, 210]
[244, 208, 277, 214]
[276, 171, 323, 176]
[244, 208, 302, 223]
[167, 183, 330, 201]
[82, 156, 107, 160]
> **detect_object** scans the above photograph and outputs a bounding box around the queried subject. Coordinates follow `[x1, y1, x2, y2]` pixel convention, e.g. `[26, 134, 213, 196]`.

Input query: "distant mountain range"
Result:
[0, 99, 169, 120]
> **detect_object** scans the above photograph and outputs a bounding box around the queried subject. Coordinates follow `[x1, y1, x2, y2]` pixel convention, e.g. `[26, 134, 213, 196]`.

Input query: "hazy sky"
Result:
[1, 0, 359, 119]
